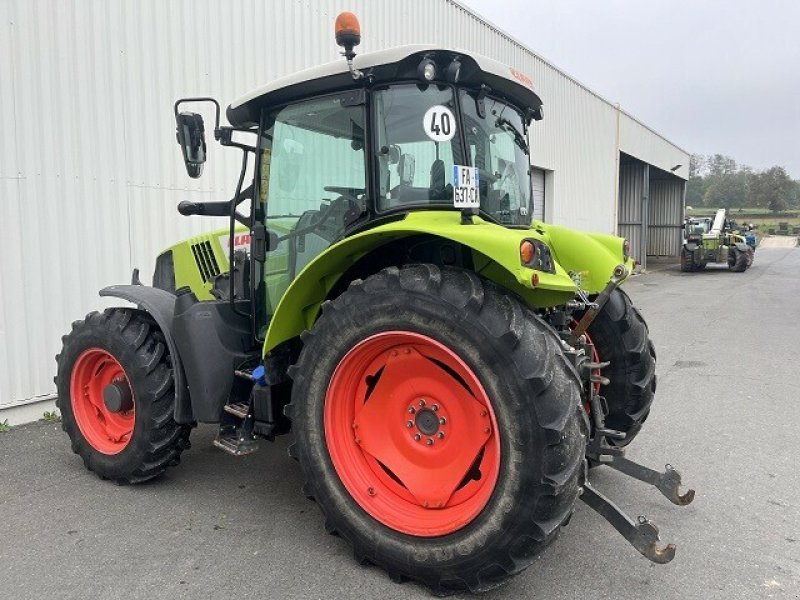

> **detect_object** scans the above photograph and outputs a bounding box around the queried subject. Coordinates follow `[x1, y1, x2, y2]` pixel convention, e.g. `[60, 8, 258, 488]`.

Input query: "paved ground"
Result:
[2, 247, 798, 600]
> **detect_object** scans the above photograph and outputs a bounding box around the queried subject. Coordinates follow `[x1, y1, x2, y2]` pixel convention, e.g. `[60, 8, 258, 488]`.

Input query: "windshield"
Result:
[374, 84, 462, 210]
[373, 84, 533, 226]
[459, 90, 532, 226]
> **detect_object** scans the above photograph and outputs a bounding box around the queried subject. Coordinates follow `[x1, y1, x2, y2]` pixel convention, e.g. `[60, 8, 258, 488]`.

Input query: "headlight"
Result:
[418, 58, 437, 81]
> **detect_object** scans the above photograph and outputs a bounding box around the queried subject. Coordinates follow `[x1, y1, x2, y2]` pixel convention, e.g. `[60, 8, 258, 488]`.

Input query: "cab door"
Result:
[258, 92, 368, 319]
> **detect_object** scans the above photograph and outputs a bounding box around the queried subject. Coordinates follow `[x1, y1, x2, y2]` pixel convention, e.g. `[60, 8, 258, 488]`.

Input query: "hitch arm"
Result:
[606, 456, 695, 506]
[580, 482, 676, 564]
[568, 264, 627, 347]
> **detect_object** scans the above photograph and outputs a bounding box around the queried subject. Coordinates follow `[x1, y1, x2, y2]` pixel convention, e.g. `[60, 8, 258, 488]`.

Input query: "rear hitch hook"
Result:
[605, 456, 696, 507]
[580, 482, 676, 564]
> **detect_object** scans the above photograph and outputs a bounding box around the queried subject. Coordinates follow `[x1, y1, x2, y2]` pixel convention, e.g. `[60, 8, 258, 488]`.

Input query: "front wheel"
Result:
[582, 289, 656, 446]
[286, 265, 587, 594]
[680, 248, 696, 272]
[728, 248, 749, 272]
[55, 309, 190, 484]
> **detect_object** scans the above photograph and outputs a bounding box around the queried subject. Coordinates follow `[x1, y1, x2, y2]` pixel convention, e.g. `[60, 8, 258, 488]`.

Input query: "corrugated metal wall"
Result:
[0, 0, 688, 411]
[617, 162, 648, 266]
[648, 179, 685, 256]
[531, 167, 545, 222]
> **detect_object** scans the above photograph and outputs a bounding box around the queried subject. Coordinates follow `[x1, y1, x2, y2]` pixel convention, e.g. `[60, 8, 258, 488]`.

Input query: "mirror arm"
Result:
[217, 126, 257, 153]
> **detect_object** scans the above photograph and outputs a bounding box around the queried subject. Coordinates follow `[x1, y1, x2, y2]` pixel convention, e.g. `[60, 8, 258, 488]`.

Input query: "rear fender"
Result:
[262, 211, 630, 354]
[99, 285, 193, 423]
[734, 242, 750, 252]
[684, 242, 698, 252]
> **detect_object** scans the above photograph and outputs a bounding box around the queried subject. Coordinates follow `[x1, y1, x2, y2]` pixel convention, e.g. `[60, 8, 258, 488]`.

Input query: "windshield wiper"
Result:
[495, 117, 529, 153]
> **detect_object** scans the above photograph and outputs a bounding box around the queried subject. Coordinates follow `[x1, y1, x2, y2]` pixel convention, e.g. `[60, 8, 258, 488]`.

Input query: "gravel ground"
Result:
[1, 246, 798, 600]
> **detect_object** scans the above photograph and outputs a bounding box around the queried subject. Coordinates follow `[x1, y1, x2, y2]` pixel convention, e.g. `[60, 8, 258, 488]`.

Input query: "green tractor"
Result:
[681, 208, 755, 272]
[55, 12, 693, 593]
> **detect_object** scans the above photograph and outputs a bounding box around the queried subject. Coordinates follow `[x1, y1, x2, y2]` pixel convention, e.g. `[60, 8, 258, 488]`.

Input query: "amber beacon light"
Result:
[335, 11, 361, 54]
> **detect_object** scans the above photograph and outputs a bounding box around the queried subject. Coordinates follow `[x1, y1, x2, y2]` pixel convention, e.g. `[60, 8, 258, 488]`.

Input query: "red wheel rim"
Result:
[324, 331, 501, 537]
[70, 348, 135, 455]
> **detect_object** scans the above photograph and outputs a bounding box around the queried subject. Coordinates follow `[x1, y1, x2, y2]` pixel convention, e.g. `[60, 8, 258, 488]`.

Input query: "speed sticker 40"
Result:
[453, 165, 480, 208]
[423, 105, 456, 142]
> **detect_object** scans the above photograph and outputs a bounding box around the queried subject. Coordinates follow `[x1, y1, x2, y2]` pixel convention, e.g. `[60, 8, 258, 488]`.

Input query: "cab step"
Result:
[223, 402, 250, 419]
[213, 430, 259, 456]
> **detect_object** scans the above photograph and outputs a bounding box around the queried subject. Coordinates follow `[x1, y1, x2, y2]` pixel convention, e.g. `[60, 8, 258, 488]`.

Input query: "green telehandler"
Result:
[55, 12, 693, 593]
[681, 208, 755, 272]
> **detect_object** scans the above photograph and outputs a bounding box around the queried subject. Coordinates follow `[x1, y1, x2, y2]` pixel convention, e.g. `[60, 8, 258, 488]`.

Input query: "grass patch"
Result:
[41, 410, 60, 423]
[0, 419, 11, 433]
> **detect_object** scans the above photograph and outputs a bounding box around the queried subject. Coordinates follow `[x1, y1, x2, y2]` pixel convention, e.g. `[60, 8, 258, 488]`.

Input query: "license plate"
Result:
[452, 165, 480, 208]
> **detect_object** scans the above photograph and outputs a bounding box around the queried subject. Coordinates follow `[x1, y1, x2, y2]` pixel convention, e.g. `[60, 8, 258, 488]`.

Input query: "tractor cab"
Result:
[170, 41, 550, 323]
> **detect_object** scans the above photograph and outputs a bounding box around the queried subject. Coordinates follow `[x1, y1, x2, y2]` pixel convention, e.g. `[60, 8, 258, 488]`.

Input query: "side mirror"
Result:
[175, 112, 207, 178]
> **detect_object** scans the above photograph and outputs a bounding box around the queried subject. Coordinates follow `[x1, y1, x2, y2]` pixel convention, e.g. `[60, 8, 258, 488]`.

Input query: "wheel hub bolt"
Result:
[439, 417, 447, 425]
[418, 399, 426, 407]
[437, 431, 445, 439]
[408, 407, 416, 414]
[414, 433, 421, 441]
[431, 404, 439, 411]
[426, 438, 434, 446]
[406, 420, 413, 428]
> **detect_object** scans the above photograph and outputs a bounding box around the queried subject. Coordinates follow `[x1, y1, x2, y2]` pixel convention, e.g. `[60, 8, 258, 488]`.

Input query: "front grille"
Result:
[191, 240, 221, 283]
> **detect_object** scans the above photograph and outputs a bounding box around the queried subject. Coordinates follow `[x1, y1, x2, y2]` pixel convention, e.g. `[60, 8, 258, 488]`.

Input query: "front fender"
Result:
[263, 211, 630, 354]
[99, 285, 193, 423]
[542, 225, 635, 291]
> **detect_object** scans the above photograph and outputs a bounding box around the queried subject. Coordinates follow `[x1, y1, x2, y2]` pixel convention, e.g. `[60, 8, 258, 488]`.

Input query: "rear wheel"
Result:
[287, 265, 587, 593]
[583, 289, 656, 446]
[56, 309, 190, 484]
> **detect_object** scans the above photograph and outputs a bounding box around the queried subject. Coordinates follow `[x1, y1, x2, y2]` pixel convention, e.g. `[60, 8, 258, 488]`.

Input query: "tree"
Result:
[706, 154, 737, 178]
[689, 154, 707, 178]
[750, 166, 793, 213]
[686, 175, 708, 207]
[703, 170, 748, 209]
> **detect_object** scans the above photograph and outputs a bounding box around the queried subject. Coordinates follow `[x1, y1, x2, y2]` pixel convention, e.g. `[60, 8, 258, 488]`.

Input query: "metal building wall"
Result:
[648, 179, 685, 256]
[0, 0, 688, 414]
[617, 162, 649, 266]
[619, 114, 690, 180]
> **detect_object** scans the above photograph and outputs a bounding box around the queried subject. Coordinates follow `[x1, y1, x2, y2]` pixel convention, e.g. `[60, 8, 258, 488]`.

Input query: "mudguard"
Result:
[734, 242, 750, 252]
[263, 210, 633, 354]
[99, 285, 193, 424]
[684, 242, 698, 252]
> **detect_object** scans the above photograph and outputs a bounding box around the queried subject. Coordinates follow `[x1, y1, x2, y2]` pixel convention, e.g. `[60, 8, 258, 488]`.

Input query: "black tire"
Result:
[728, 248, 748, 272]
[286, 265, 587, 594]
[584, 289, 656, 447]
[680, 249, 695, 272]
[55, 308, 190, 484]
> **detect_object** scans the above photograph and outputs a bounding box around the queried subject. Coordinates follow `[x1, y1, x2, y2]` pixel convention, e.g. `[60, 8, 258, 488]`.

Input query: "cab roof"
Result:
[226, 45, 543, 128]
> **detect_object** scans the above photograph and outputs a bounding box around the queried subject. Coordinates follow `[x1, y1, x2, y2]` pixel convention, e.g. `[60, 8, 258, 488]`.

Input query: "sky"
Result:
[461, 0, 800, 178]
